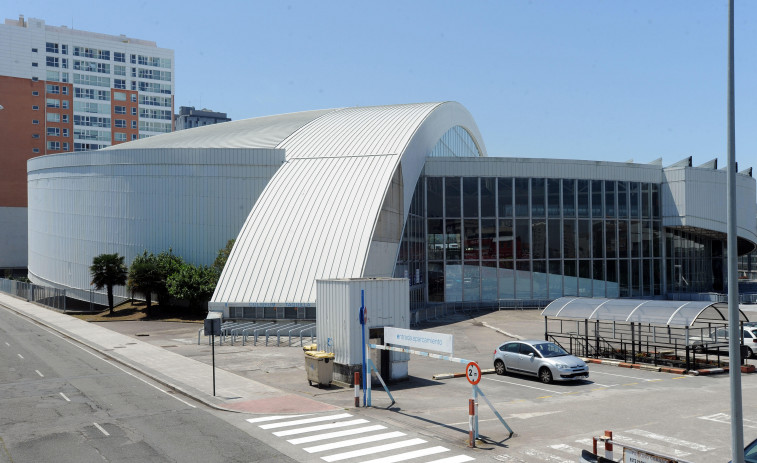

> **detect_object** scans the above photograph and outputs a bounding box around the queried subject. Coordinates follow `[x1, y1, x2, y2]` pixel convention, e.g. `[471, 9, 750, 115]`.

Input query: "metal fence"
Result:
[0, 278, 67, 311]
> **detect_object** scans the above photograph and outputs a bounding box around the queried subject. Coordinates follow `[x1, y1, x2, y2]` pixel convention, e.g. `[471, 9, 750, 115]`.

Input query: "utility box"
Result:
[204, 311, 222, 336]
[316, 278, 410, 384]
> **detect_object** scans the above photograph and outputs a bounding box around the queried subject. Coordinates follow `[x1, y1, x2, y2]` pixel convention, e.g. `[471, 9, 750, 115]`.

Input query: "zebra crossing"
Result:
[246, 412, 475, 463]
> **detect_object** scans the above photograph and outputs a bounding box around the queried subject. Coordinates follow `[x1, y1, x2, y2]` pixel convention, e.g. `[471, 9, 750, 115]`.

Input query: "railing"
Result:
[0, 278, 67, 312]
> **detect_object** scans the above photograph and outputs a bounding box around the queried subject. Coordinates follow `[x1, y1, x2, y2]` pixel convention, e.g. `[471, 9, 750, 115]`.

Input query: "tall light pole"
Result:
[726, 0, 744, 462]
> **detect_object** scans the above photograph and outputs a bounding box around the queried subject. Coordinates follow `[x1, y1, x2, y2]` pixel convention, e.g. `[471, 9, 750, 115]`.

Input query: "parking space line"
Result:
[589, 370, 657, 381]
[35, 370, 44, 377]
[484, 376, 565, 394]
[93, 422, 110, 436]
[17, 354, 23, 359]
[671, 376, 689, 379]
[589, 382, 618, 387]
[537, 396, 552, 399]
[59, 392, 70, 402]
[622, 383, 638, 386]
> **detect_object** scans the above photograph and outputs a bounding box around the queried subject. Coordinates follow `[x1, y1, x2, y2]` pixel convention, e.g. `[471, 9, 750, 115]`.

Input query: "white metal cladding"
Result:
[315, 278, 409, 366]
[211, 102, 487, 308]
[662, 166, 757, 244]
[27, 148, 283, 303]
[104, 109, 335, 150]
[542, 296, 748, 327]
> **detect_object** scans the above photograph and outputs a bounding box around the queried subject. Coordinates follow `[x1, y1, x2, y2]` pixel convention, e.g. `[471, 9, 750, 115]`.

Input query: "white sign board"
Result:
[623, 448, 677, 463]
[384, 327, 454, 355]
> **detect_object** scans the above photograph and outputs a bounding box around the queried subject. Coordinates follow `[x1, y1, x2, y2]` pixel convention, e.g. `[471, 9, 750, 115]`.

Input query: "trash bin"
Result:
[304, 350, 335, 387]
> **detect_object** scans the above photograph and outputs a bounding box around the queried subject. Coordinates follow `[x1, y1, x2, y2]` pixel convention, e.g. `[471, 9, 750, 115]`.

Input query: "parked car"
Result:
[691, 325, 757, 358]
[493, 340, 589, 384]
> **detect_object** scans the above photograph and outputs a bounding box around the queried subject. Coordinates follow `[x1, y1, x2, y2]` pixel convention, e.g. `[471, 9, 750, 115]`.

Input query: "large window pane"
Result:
[642, 183, 651, 219]
[548, 179, 561, 217]
[578, 219, 591, 258]
[631, 259, 640, 296]
[515, 219, 531, 259]
[533, 260, 547, 298]
[498, 219, 514, 260]
[445, 219, 461, 260]
[593, 260, 605, 297]
[532, 178, 545, 217]
[548, 260, 562, 298]
[605, 221, 617, 259]
[464, 219, 480, 260]
[445, 263, 462, 302]
[564, 260, 577, 296]
[618, 221, 629, 259]
[619, 259, 629, 297]
[618, 182, 628, 218]
[464, 263, 480, 301]
[498, 178, 513, 217]
[630, 182, 640, 218]
[516, 261, 531, 298]
[652, 184, 660, 219]
[563, 179, 575, 217]
[548, 219, 561, 259]
[481, 178, 496, 217]
[607, 260, 619, 297]
[445, 177, 461, 217]
[579, 260, 592, 296]
[577, 180, 589, 217]
[591, 180, 603, 217]
[463, 177, 478, 218]
[630, 220, 641, 258]
[605, 180, 616, 218]
[592, 220, 604, 259]
[532, 219, 546, 259]
[563, 219, 576, 259]
[428, 262, 444, 302]
[481, 219, 497, 260]
[498, 260, 515, 298]
[482, 261, 498, 300]
[515, 178, 529, 217]
[427, 219, 444, 260]
[427, 177, 443, 218]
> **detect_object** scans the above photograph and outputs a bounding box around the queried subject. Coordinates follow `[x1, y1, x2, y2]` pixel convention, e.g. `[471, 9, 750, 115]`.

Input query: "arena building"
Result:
[26, 102, 757, 314]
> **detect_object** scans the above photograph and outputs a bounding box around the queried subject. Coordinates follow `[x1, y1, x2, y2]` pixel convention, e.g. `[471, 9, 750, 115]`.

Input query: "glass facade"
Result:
[395, 176, 666, 305]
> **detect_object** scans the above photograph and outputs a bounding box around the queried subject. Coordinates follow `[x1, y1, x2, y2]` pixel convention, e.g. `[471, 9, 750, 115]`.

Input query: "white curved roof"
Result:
[104, 109, 335, 150]
[212, 102, 486, 306]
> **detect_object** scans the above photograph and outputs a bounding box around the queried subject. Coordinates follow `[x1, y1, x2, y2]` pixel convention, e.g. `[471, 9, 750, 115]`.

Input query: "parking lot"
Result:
[98, 307, 757, 462]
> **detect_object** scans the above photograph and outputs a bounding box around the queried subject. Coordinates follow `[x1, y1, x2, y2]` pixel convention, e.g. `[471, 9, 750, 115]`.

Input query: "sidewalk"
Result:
[0, 293, 339, 415]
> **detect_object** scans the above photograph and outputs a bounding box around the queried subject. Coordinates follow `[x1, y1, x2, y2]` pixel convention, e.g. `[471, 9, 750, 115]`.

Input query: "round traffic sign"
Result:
[466, 361, 481, 385]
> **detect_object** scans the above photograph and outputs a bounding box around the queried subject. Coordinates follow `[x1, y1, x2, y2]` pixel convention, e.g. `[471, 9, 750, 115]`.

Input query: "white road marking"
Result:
[321, 438, 426, 462]
[699, 413, 757, 429]
[4, 342, 9, 346]
[17, 354, 23, 359]
[4, 314, 197, 408]
[303, 431, 405, 453]
[246, 414, 310, 424]
[273, 419, 369, 437]
[509, 411, 562, 419]
[522, 448, 573, 462]
[93, 422, 110, 436]
[484, 376, 564, 394]
[35, 370, 43, 377]
[549, 443, 584, 454]
[612, 433, 691, 458]
[287, 425, 386, 444]
[589, 370, 657, 381]
[625, 429, 714, 452]
[59, 392, 71, 402]
[588, 382, 618, 387]
[426, 456, 475, 463]
[360, 445, 449, 463]
[259, 413, 352, 429]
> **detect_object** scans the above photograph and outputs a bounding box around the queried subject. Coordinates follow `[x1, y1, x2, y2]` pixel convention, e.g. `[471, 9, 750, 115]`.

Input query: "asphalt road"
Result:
[0, 306, 297, 463]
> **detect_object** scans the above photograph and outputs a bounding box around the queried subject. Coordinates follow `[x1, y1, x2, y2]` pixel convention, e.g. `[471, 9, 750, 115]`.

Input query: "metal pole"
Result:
[727, 1, 744, 461]
[360, 290, 367, 407]
[212, 334, 216, 396]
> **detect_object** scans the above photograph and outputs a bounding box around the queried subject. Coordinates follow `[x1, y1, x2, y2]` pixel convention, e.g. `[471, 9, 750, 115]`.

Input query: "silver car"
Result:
[493, 340, 589, 384]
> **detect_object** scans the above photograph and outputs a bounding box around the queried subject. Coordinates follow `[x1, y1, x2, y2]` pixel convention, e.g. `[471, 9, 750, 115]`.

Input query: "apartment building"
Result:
[0, 15, 175, 268]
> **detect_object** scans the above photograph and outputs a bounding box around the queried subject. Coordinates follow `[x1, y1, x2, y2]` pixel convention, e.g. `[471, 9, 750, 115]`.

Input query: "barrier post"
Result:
[354, 372, 360, 407]
[468, 398, 476, 448]
[604, 430, 613, 460]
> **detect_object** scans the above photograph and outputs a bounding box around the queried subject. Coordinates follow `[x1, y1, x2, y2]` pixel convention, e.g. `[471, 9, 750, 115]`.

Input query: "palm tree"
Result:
[90, 253, 128, 315]
[127, 251, 162, 316]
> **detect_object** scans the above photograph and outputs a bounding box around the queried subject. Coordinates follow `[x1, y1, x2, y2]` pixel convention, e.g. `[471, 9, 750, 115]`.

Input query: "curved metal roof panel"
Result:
[542, 297, 748, 327]
[104, 109, 335, 150]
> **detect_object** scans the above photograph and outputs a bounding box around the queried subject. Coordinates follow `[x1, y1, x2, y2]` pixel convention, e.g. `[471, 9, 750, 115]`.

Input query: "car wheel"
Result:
[747, 346, 754, 359]
[539, 367, 553, 384]
[494, 359, 506, 375]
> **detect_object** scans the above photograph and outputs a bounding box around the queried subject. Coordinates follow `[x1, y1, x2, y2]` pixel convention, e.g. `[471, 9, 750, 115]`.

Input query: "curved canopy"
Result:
[541, 297, 749, 327]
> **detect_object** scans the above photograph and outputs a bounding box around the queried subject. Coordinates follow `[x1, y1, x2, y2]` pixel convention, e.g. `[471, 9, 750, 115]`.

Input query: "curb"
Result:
[480, 322, 522, 340]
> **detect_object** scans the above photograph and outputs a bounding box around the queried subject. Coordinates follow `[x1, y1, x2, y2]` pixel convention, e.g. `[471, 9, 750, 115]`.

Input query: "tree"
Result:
[90, 253, 128, 315]
[155, 249, 185, 307]
[212, 239, 236, 276]
[166, 263, 218, 311]
[127, 251, 162, 315]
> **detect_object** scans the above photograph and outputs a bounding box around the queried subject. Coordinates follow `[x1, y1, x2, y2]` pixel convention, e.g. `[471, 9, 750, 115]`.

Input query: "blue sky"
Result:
[7, 1, 757, 168]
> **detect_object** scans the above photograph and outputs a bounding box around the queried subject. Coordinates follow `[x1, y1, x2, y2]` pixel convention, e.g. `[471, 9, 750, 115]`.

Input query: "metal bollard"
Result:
[468, 398, 476, 448]
[354, 372, 360, 407]
[604, 430, 613, 460]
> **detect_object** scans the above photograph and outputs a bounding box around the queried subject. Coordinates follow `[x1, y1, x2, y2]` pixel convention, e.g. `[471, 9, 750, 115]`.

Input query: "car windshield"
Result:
[534, 342, 569, 358]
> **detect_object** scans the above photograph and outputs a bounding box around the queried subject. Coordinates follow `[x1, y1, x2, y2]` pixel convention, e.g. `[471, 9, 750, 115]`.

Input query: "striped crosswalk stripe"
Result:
[287, 424, 387, 445]
[322, 438, 426, 462]
[273, 419, 369, 437]
[360, 445, 449, 463]
[303, 431, 405, 453]
[259, 413, 352, 429]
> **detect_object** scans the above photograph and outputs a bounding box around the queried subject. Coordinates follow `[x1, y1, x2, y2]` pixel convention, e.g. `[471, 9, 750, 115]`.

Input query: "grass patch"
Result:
[72, 300, 204, 323]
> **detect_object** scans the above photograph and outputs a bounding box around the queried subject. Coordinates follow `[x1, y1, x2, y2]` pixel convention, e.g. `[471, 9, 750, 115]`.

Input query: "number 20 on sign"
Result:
[466, 362, 481, 385]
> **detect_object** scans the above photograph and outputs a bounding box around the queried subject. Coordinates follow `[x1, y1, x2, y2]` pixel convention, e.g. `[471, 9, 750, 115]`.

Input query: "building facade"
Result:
[24, 102, 757, 315]
[0, 15, 174, 268]
[175, 106, 230, 130]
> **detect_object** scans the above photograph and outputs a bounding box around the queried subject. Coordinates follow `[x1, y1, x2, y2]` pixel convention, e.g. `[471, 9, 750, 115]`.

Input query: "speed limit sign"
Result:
[466, 362, 481, 385]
